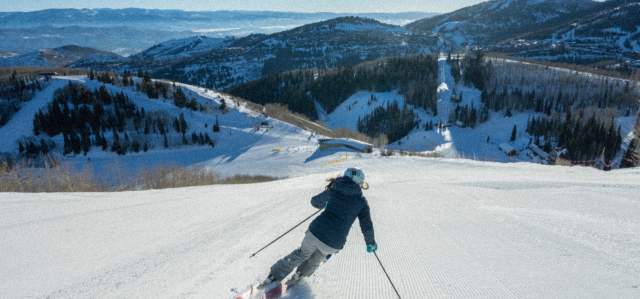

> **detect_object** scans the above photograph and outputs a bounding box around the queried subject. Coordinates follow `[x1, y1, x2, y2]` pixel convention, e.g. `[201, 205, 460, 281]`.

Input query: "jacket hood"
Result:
[332, 177, 363, 197]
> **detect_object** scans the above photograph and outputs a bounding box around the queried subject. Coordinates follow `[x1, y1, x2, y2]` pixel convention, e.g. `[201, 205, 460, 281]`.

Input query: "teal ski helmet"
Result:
[344, 168, 365, 186]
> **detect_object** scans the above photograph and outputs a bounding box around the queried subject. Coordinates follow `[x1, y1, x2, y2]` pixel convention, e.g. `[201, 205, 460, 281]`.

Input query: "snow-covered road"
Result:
[1, 158, 640, 298]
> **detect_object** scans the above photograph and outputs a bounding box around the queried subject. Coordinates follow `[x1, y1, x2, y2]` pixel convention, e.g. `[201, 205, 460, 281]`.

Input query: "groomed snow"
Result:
[1, 158, 639, 298]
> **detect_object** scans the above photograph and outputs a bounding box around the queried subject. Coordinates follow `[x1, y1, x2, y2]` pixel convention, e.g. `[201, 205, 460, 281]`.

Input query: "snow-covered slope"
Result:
[81, 17, 437, 90]
[388, 57, 533, 161]
[322, 91, 411, 131]
[494, 0, 640, 67]
[0, 51, 16, 58]
[321, 57, 634, 164]
[1, 157, 639, 298]
[407, 0, 596, 48]
[0, 75, 328, 181]
[131, 36, 229, 61]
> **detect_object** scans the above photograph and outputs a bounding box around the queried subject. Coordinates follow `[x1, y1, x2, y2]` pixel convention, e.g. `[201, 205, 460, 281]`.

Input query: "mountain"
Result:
[406, 0, 597, 48]
[230, 53, 639, 168]
[130, 35, 230, 61]
[81, 17, 437, 90]
[0, 50, 16, 58]
[0, 9, 436, 30]
[0, 45, 122, 68]
[0, 26, 195, 56]
[493, 0, 640, 67]
[0, 9, 436, 55]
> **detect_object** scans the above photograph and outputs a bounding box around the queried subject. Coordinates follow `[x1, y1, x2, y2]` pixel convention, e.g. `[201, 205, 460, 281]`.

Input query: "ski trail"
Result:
[2, 159, 640, 298]
[0, 79, 69, 152]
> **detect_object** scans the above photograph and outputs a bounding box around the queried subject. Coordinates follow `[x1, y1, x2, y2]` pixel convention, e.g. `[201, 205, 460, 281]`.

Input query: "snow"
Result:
[318, 138, 372, 153]
[613, 116, 638, 167]
[437, 82, 449, 93]
[323, 91, 408, 132]
[499, 143, 517, 155]
[1, 158, 640, 298]
[0, 51, 47, 67]
[0, 79, 65, 152]
[0, 51, 17, 59]
[387, 57, 533, 162]
[334, 22, 407, 34]
[137, 36, 227, 60]
[0, 76, 325, 181]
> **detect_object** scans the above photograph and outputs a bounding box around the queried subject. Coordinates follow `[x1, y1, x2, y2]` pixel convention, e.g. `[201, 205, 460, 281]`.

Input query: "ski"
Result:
[264, 282, 286, 299]
[232, 282, 287, 299]
[231, 284, 258, 299]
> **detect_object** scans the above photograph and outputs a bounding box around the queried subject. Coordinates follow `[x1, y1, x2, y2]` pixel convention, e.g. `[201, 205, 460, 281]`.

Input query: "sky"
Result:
[0, 0, 491, 13]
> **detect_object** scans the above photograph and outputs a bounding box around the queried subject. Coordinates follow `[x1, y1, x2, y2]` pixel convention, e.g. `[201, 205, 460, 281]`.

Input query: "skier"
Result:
[261, 167, 377, 288]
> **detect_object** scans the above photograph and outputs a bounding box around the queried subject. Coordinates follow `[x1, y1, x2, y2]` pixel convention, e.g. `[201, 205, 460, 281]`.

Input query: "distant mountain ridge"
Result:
[0, 26, 194, 56]
[493, 0, 640, 66]
[406, 0, 597, 48]
[78, 17, 437, 90]
[131, 36, 230, 60]
[404, 0, 639, 68]
[0, 45, 122, 68]
[0, 8, 437, 56]
[3, 2, 638, 76]
[0, 8, 436, 32]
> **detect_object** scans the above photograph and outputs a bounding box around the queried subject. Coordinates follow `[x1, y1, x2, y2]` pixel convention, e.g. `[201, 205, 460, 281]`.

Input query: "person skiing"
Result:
[261, 167, 377, 287]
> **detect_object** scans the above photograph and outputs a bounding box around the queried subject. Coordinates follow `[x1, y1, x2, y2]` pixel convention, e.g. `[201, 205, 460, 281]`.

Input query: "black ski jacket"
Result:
[308, 176, 376, 250]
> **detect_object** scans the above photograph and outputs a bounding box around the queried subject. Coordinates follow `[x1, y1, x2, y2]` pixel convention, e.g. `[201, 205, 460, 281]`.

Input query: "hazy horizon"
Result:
[0, 0, 490, 14]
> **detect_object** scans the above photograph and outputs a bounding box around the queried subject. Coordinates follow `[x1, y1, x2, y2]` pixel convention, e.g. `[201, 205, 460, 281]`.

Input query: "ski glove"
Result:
[366, 244, 377, 253]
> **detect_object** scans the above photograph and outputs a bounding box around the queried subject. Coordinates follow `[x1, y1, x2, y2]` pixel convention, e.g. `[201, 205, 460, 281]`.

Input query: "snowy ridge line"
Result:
[171, 79, 335, 138]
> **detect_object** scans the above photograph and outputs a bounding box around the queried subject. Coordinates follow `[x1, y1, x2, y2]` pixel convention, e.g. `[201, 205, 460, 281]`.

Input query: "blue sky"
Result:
[0, 0, 490, 13]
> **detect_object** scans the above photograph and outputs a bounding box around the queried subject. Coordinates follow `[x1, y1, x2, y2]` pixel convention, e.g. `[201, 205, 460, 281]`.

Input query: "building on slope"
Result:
[318, 138, 373, 153]
[499, 143, 518, 156]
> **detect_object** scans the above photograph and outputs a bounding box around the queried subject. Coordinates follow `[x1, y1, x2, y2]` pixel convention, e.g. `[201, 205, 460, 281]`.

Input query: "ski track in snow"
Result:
[1, 159, 640, 298]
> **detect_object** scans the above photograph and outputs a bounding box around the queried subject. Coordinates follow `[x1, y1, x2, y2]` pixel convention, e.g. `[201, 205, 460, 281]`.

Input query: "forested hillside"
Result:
[449, 52, 639, 166]
[0, 72, 46, 126]
[230, 55, 439, 120]
[232, 51, 638, 168]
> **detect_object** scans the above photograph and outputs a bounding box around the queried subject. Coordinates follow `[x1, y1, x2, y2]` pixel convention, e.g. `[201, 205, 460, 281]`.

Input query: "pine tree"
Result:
[70, 132, 82, 155]
[132, 140, 140, 153]
[179, 113, 188, 134]
[213, 117, 220, 133]
[39, 139, 49, 155]
[81, 128, 90, 155]
[621, 138, 639, 168]
[111, 129, 121, 153]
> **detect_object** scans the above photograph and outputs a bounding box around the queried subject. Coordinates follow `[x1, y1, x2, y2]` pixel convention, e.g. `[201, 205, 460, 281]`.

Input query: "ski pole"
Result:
[250, 208, 323, 258]
[374, 252, 402, 299]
